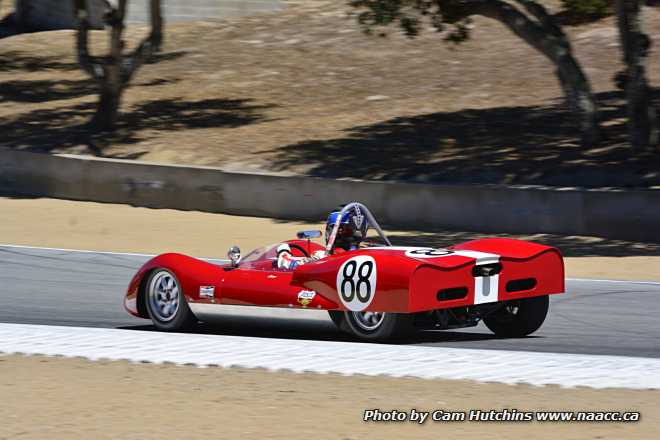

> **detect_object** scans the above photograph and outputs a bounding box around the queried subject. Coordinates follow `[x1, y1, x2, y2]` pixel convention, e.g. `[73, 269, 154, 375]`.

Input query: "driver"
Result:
[276, 206, 369, 270]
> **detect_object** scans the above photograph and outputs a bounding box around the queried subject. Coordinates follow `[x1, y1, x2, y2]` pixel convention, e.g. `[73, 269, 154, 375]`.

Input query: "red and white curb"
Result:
[1, 323, 659, 389]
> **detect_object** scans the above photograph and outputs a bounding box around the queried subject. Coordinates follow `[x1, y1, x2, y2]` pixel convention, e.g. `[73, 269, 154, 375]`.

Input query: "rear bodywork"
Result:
[125, 238, 564, 319]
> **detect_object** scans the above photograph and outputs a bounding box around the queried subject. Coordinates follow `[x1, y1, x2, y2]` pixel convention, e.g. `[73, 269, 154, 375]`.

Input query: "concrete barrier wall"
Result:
[1, 148, 659, 242]
[126, 0, 284, 22]
[14, 0, 106, 30]
[14, 0, 283, 31]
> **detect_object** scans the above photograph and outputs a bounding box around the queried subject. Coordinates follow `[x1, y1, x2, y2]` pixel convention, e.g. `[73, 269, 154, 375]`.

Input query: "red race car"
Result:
[124, 202, 564, 342]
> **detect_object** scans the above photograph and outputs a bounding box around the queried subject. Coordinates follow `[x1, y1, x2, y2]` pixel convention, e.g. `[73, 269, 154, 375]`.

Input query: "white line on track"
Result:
[0, 243, 157, 258]
[0, 244, 225, 263]
[566, 278, 660, 286]
[2, 243, 659, 285]
[1, 323, 659, 389]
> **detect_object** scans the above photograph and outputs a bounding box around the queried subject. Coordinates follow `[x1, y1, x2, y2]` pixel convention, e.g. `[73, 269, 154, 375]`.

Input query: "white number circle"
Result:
[336, 256, 377, 312]
[404, 248, 454, 258]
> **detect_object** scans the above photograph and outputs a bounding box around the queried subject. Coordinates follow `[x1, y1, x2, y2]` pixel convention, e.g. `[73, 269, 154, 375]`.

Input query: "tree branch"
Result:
[513, 0, 569, 49]
[615, 0, 658, 148]
[123, 0, 163, 82]
[73, 0, 105, 80]
[149, 0, 163, 51]
[456, 0, 599, 144]
[122, 39, 153, 82]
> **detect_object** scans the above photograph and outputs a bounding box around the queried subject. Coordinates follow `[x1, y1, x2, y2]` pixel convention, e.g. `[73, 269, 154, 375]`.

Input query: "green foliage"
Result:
[349, 0, 473, 43]
[560, 0, 611, 18]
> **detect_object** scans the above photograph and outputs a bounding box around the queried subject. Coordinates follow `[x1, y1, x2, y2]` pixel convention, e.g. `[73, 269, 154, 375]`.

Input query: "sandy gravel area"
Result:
[0, 355, 658, 440]
[1, 197, 659, 281]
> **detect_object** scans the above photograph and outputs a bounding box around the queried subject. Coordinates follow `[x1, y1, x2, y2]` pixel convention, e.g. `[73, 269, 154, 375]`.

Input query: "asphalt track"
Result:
[1, 245, 659, 358]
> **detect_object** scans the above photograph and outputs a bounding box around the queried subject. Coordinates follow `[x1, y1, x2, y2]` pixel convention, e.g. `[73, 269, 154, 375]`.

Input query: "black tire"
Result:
[145, 268, 197, 332]
[328, 311, 346, 329]
[343, 311, 413, 342]
[483, 295, 549, 337]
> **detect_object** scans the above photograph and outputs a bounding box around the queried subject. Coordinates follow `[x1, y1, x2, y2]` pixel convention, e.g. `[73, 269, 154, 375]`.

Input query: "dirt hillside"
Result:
[1, 1, 659, 187]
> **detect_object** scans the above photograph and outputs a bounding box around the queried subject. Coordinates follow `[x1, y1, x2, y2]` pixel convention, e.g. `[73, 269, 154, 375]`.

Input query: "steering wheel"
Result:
[288, 243, 311, 258]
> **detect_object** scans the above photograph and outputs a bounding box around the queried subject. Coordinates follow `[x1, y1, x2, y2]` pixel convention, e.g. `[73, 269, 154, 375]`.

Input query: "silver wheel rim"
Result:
[352, 311, 385, 331]
[148, 271, 180, 322]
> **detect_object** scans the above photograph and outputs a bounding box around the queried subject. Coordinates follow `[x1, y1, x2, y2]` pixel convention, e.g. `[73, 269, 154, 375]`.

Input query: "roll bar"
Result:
[325, 202, 392, 253]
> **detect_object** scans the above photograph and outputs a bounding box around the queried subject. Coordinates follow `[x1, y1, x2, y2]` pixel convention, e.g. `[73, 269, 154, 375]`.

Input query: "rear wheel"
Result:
[328, 311, 346, 329]
[483, 295, 549, 337]
[145, 269, 197, 332]
[343, 311, 413, 342]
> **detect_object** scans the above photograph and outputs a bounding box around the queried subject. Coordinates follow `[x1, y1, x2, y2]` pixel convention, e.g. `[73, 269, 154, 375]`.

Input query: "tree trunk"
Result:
[73, 0, 95, 77]
[92, 0, 127, 131]
[459, 0, 600, 146]
[73, 0, 163, 133]
[93, 86, 122, 129]
[73, 0, 128, 131]
[150, 0, 164, 51]
[616, 0, 658, 150]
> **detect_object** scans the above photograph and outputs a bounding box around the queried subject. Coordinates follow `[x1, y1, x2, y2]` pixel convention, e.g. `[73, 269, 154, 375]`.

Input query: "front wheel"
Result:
[483, 295, 549, 337]
[145, 269, 197, 332]
[342, 311, 413, 342]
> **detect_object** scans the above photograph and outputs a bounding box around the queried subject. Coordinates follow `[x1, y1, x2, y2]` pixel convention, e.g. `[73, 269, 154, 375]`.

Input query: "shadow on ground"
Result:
[119, 317, 502, 345]
[265, 90, 660, 188]
[0, 49, 237, 155]
[0, 98, 274, 156]
[0, 50, 79, 71]
[0, 79, 97, 102]
[0, 77, 179, 103]
[382, 230, 660, 257]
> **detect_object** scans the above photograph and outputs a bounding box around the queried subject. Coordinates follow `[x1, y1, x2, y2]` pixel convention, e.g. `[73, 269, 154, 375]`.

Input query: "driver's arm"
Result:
[276, 243, 311, 270]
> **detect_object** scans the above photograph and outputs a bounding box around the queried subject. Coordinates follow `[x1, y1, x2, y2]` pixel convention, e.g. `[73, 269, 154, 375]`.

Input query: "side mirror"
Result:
[297, 230, 322, 239]
[228, 246, 241, 267]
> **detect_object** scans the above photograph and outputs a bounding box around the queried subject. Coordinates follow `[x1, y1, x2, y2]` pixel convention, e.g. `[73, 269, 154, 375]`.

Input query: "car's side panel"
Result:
[124, 253, 227, 318]
[219, 269, 338, 309]
[292, 251, 419, 312]
[218, 239, 336, 308]
[124, 249, 339, 319]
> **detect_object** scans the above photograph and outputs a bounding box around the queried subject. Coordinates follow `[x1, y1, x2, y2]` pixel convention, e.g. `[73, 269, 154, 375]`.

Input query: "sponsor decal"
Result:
[297, 290, 316, 307]
[336, 256, 377, 312]
[404, 248, 454, 258]
[403, 248, 500, 265]
[199, 286, 215, 298]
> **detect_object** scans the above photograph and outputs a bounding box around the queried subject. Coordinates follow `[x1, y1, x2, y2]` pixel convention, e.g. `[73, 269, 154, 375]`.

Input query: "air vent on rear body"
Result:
[437, 287, 468, 302]
[506, 278, 537, 292]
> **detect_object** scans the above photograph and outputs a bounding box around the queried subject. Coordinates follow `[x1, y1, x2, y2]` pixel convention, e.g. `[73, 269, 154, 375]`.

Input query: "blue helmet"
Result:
[326, 210, 351, 227]
[325, 206, 368, 251]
